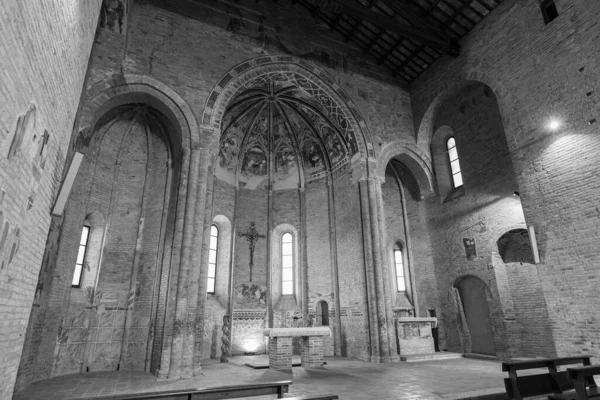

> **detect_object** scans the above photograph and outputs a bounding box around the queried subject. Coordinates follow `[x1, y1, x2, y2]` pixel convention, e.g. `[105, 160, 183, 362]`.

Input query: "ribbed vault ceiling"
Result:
[216, 79, 353, 190]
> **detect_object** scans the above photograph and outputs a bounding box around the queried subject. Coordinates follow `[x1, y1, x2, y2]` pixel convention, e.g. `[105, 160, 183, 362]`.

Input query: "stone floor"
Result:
[13, 356, 522, 400]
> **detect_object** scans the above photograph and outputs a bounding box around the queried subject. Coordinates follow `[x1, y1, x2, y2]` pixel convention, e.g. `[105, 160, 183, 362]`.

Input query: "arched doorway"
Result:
[454, 276, 496, 356]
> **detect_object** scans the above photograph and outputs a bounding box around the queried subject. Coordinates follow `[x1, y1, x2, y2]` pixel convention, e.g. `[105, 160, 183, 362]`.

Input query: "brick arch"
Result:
[80, 74, 199, 153]
[201, 55, 373, 162]
[415, 80, 501, 154]
[376, 140, 435, 197]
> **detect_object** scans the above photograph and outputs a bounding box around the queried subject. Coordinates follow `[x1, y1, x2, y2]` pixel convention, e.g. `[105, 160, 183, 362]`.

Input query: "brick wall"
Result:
[411, 0, 600, 358]
[0, 1, 101, 396]
[415, 83, 537, 358]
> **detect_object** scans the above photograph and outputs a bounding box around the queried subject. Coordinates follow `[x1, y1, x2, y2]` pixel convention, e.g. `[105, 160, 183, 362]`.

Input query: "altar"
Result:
[264, 327, 332, 370]
[396, 317, 438, 356]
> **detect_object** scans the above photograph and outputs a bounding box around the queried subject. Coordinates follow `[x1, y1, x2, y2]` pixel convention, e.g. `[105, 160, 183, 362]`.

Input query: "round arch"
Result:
[79, 74, 200, 153]
[376, 140, 435, 197]
[415, 80, 501, 153]
[201, 55, 374, 164]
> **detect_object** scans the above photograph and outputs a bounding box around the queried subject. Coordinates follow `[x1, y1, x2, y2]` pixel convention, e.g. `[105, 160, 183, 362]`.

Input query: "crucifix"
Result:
[238, 221, 265, 282]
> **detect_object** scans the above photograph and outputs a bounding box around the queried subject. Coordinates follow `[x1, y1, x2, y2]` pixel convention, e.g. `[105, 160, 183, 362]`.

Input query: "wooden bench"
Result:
[73, 380, 292, 400]
[548, 365, 600, 400]
[502, 356, 592, 400]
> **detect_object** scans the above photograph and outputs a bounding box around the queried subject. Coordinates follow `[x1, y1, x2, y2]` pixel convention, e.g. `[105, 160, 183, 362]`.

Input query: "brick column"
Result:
[301, 336, 324, 368]
[268, 337, 293, 371]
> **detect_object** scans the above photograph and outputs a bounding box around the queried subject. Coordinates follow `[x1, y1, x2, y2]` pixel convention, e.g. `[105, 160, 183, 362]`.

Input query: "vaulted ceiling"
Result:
[295, 0, 505, 84]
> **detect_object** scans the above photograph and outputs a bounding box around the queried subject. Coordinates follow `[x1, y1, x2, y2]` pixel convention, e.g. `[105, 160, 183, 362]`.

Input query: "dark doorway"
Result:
[316, 300, 329, 326]
[455, 276, 496, 355]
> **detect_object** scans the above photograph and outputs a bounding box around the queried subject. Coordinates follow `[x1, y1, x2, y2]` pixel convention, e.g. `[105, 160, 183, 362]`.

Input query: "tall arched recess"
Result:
[199, 56, 380, 362]
[16, 75, 200, 385]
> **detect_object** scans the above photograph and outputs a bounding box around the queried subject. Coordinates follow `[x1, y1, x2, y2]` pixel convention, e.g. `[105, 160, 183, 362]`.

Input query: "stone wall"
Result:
[411, 0, 600, 359]
[1, 1, 101, 396]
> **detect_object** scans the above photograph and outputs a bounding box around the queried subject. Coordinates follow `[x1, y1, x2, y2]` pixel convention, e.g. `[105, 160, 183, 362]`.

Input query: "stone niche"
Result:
[396, 317, 438, 355]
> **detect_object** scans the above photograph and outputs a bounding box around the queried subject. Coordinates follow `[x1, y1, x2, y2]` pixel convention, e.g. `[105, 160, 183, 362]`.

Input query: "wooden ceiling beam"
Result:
[295, 0, 460, 56]
[379, 0, 456, 40]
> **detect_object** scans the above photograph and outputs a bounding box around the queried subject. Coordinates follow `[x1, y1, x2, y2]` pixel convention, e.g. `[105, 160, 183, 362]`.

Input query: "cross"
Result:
[238, 221, 265, 282]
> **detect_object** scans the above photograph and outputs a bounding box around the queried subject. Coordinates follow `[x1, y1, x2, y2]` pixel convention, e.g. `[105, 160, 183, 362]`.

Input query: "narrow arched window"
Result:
[72, 225, 90, 288]
[281, 232, 294, 295]
[447, 137, 463, 189]
[207, 225, 218, 294]
[394, 248, 406, 292]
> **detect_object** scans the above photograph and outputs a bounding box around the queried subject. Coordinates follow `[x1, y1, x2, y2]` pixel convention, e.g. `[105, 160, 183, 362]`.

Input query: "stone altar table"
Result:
[396, 317, 438, 356]
[264, 327, 331, 371]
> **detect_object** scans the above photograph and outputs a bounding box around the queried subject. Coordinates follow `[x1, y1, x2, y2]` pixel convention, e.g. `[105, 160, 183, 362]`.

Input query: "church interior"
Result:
[2, 0, 600, 398]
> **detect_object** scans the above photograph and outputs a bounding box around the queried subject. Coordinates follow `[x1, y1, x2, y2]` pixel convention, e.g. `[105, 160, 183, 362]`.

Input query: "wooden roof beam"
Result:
[297, 0, 460, 56]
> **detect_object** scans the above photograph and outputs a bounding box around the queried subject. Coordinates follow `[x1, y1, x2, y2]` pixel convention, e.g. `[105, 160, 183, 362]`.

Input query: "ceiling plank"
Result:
[297, 0, 460, 55]
[378, 0, 456, 40]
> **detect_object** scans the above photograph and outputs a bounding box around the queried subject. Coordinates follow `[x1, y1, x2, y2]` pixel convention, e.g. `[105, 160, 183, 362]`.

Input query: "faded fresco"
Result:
[216, 77, 353, 188]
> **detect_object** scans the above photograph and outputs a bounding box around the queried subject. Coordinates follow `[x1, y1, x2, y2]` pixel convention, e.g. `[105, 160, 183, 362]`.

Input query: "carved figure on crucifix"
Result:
[238, 221, 265, 282]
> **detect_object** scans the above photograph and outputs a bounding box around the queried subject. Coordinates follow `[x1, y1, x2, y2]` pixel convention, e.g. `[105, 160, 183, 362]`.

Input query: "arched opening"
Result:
[21, 102, 182, 379]
[454, 276, 496, 356]
[497, 229, 535, 264]
[207, 58, 370, 360]
[315, 300, 329, 326]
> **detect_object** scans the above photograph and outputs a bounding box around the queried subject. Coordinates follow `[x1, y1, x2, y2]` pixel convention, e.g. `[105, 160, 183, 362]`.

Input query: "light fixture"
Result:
[548, 118, 561, 131]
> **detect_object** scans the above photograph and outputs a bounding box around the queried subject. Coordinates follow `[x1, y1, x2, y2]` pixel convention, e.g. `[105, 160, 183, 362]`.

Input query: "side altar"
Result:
[396, 317, 438, 356]
[264, 327, 331, 371]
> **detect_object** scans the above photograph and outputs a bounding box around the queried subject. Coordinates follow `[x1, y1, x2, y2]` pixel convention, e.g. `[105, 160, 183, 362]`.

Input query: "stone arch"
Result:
[415, 80, 501, 153]
[68, 75, 201, 379]
[201, 55, 374, 164]
[376, 140, 435, 197]
[80, 74, 200, 154]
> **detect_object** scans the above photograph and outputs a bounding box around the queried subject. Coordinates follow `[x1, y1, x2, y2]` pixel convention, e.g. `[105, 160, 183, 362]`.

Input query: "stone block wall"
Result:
[1, 1, 101, 396]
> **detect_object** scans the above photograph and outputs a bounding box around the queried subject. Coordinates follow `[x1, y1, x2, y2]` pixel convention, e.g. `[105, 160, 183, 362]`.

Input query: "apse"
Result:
[208, 76, 355, 356]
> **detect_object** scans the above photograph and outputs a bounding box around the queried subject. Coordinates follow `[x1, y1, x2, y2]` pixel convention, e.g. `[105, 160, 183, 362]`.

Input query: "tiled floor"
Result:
[13, 356, 515, 400]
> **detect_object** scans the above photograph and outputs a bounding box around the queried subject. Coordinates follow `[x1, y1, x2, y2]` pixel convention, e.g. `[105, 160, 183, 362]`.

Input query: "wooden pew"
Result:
[72, 380, 292, 400]
[548, 365, 600, 400]
[502, 356, 592, 400]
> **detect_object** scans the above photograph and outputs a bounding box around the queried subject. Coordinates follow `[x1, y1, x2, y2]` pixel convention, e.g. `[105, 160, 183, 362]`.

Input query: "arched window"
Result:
[281, 232, 294, 295]
[393, 248, 406, 292]
[447, 137, 463, 189]
[207, 225, 218, 294]
[72, 225, 90, 288]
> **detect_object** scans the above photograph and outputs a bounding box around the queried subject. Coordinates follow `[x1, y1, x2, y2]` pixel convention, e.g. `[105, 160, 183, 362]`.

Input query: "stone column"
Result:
[268, 337, 293, 371]
[299, 187, 309, 322]
[326, 174, 342, 356]
[373, 178, 400, 361]
[366, 176, 392, 362]
[157, 144, 192, 379]
[166, 145, 200, 379]
[192, 149, 217, 374]
[357, 179, 379, 362]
